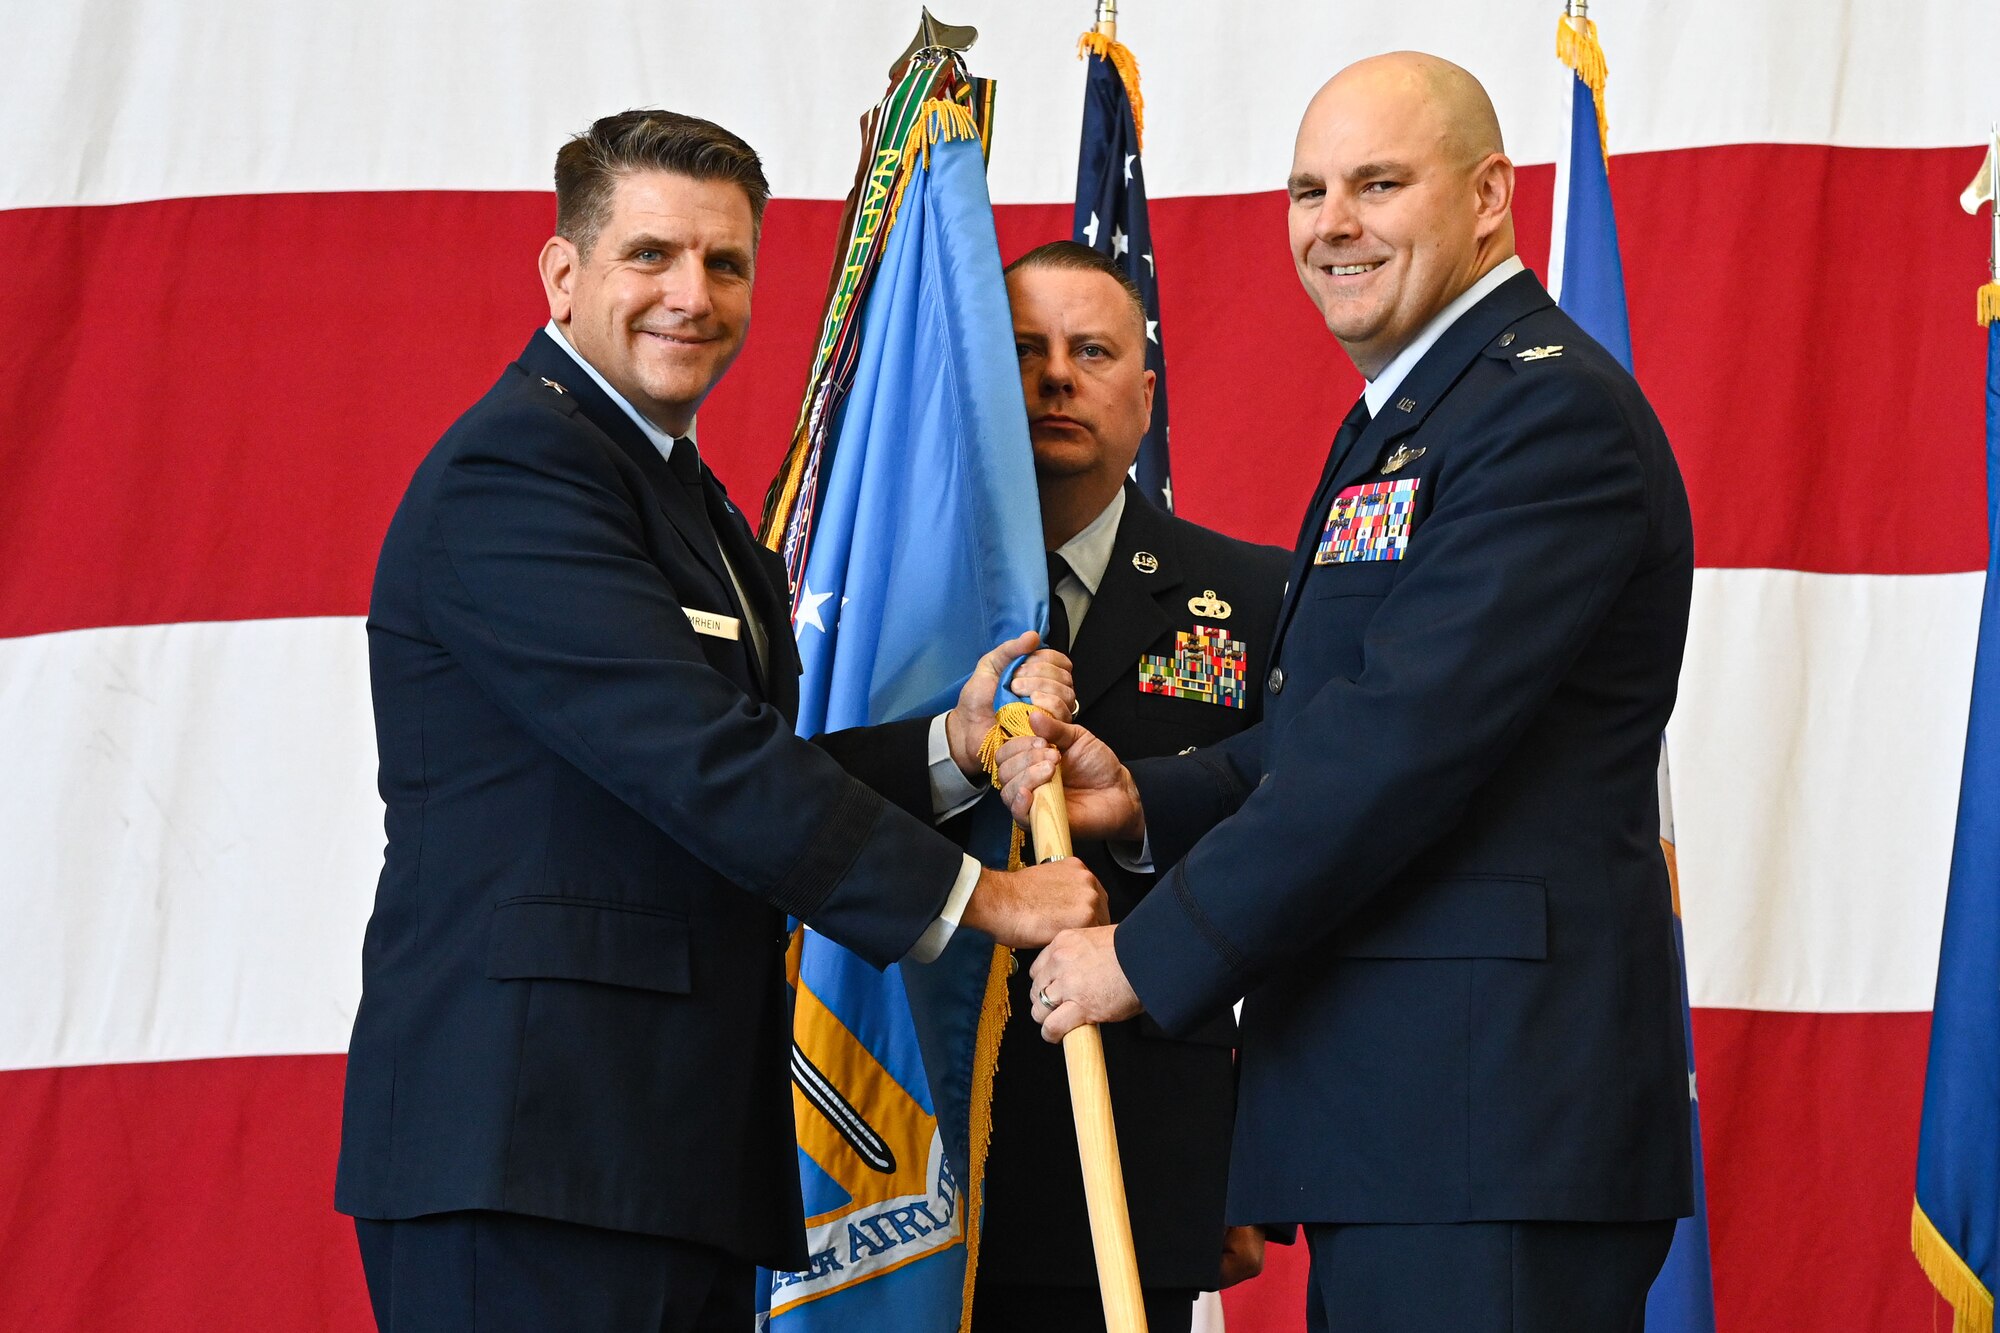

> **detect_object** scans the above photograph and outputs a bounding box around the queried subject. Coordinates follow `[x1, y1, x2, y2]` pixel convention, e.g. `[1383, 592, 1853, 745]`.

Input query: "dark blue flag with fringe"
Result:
[1072, 30, 1172, 511]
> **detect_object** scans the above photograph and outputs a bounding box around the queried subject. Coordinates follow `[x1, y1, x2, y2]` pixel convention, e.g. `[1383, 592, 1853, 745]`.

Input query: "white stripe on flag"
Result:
[1670, 569, 1982, 1013]
[0, 617, 378, 1071]
[4, 0, 1993, 210]
[0, 570, 1976, 1071]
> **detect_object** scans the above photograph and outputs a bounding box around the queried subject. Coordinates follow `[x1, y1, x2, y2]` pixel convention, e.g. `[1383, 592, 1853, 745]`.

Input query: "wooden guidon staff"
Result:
[979, 696, 1145, 1330]
[1026, 747, 1148, 1332]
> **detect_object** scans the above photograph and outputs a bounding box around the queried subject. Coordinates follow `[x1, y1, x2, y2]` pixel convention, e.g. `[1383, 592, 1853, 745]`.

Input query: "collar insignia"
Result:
[539, 377, 569, 394]
[1132, 551, 1159, 575]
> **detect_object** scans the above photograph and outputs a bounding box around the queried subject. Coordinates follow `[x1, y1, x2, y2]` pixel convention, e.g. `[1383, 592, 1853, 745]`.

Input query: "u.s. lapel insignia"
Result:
[1187, 588, 1232, 619]
[539, 377, 568, 394]
[1132, 551, 1159, 574]
[1516, 345, 1565, 362]
[1381, 443, 1426, 474]
[1138, 624, 1248, 709]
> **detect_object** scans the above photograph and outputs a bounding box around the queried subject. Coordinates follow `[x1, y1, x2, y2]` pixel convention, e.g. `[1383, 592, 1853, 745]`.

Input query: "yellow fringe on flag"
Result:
[885, 99, 984, 235]
[955, 942, 1014, 1331]
[1076, 30, 1145, 154]
[1978, 282, 2000, 328]
[977, 701, 1039, 870]
[1556, 13, 1612, 171]
[953, 701, 1044, 1328]
[1913, 1201, 1995, 1332]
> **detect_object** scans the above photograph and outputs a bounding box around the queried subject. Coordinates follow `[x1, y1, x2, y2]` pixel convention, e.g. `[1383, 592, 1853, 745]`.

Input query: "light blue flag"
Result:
[762, 102, 1048, 1333]
[1912, 317, 2000, 1331]
[1553, 24, 1719, 1332]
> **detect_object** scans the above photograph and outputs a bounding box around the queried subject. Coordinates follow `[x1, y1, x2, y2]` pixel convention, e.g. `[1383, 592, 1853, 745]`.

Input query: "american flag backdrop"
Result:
[2, 3, 1996, 1329]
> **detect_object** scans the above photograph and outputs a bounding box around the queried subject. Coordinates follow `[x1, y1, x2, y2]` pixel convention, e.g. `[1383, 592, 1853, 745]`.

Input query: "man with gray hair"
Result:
[335, 109, 1104, 1331]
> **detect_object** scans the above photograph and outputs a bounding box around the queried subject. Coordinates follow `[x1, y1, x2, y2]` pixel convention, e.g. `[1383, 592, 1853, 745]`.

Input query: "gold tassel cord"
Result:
[956, 701, 1045, 1329]
[1978, 282, 2000, 328]
[1556, 13, 1612, 171]
[977, 701, 1040, 871]
[1913, 1202, 1995, 1332]
[884, 99, 984, 235]
[1076, 30, 1145, 154]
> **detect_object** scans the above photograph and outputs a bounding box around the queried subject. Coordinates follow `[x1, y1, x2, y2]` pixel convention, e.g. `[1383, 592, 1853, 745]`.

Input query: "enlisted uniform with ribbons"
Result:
[976, 481, 1285, 1333]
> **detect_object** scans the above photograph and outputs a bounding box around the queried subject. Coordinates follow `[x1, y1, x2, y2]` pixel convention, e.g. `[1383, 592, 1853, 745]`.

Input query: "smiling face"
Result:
[1007, 263, 1156, 489]
[538, 168, 756, 435]
[1286, 55, 1515, 380]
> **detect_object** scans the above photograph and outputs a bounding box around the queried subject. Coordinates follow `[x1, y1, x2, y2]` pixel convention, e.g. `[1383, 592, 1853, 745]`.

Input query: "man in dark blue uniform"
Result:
[334, 109, 1104, 1332]
[1000, 54, 1695, 1332]
[971, 243, 1286, 1333]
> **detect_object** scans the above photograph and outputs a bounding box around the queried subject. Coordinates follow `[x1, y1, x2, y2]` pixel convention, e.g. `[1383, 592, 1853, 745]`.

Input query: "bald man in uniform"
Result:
[1001, 54, 1695, 1332]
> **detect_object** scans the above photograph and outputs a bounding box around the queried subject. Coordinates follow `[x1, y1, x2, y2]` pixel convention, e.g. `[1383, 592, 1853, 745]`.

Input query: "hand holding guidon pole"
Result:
[980, 701, 1149, 1333]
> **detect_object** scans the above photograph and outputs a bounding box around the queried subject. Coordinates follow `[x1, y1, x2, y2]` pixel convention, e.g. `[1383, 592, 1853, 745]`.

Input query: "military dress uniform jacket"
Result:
[980, 488, 1286, 1290]
[1115, 272, 1697, 1230]
[334, 330, 964, 1273]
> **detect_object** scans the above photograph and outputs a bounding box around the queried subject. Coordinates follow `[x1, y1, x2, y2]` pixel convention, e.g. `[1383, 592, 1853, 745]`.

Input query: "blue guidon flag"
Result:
[758, 37, 1050, 1333]
[1073, 28, 1172, 510]
[1551, 11, 1719, 1331]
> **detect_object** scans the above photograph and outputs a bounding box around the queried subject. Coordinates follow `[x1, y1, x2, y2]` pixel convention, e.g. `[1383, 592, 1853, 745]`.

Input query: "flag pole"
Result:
[1959, 126, 2000, 326]
[1028, 709, 1147, 1331]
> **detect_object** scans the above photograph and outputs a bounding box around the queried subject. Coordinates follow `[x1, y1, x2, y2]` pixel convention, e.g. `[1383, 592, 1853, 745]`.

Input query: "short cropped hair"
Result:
[554, 109, 770, 259]
[1003, 240, 1149, 338]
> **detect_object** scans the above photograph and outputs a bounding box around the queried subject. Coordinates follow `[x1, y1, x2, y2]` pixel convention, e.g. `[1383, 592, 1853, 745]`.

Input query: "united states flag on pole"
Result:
[1073, 26, 1173, 511]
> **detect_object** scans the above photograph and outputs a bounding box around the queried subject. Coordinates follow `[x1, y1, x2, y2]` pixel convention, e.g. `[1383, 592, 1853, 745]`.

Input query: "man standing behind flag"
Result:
[972, 241, 1285, 1333]
[1001, 53, 1695, 1331]
[334, 109, 1103, 1332]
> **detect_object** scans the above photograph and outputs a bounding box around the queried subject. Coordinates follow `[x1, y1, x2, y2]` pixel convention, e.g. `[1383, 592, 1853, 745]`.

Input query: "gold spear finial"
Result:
[889, 7, 978, 78]
[1962, 126, 2000, 326]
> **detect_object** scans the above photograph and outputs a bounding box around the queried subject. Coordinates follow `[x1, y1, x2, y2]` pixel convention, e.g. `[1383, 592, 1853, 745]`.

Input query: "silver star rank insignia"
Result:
[1515, 345, 1565, 362]
[1381, 444, 1425, 474]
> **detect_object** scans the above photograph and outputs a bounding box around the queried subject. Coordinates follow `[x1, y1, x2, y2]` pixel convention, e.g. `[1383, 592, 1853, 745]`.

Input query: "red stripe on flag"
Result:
[1694, 1007, 1941, 1329]
[1217, 1008, 1941, 1331]
[0, 1055, 371, 1330]
[0, 1019, 1946, 1327]
[0, 144, 1984, 638]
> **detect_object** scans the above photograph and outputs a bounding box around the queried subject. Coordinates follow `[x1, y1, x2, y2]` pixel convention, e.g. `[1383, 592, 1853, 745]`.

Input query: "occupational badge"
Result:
[1380, 444, 1425, 474]
[1515, 345, 1564, 361]
[1187, 589, 1232, 619]
[1137, 624, 1248, 709]
[1315, 477, 1420, 564]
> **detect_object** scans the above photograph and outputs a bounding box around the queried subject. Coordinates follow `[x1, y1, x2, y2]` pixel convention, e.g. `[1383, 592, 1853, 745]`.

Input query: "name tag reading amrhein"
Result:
[683, 608, 742, 641]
